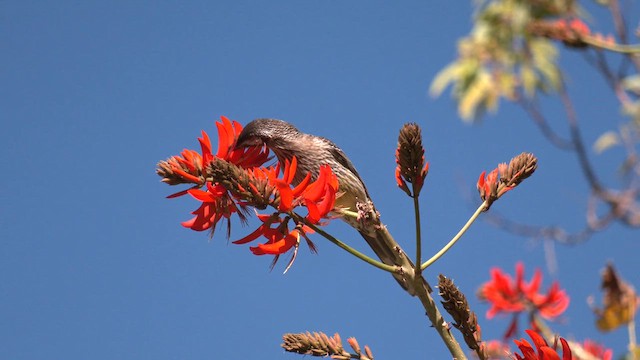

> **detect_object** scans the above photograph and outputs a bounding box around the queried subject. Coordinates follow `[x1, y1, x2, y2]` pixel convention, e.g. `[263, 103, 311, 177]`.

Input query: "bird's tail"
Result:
[357, 225, 431, 296]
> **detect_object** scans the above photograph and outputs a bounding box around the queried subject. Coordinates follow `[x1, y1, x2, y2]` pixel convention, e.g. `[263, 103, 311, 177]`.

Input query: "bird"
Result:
[235, 118, 428, 295]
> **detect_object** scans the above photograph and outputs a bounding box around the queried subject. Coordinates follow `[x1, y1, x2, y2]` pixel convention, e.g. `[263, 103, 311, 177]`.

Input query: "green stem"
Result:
[530, 313, 553, 340]
[420, 201, 487, 270]
[413, 195, 422, 275]
[413, 276, 468, 360]
[295, 215, 398, 274]
[583, 36, 640, 54]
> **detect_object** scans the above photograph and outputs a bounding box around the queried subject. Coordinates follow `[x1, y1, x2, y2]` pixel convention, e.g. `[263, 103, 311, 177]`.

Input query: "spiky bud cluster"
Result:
[281, 332, 373, 360]
[438, 275, 486, 360]
[478, 152, 538, 210]
[396, 123, 429, 197]
[206, 158, 276, 209]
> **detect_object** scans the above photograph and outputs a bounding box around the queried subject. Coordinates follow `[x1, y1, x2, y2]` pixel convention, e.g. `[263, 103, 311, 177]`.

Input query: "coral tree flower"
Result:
[479, 262, 569, 339]
[231, 158, 338, 259]
[157, 116, 340, 270]
[157, 116, 271, 235]
[480, 262, 569, 319]
[513, 330, 571, 360]
[477, 153, 537, 210]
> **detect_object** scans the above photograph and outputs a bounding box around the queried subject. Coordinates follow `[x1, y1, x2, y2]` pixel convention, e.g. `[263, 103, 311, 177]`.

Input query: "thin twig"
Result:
[421, 201, 487, 270]
[518, 97, 574, 150]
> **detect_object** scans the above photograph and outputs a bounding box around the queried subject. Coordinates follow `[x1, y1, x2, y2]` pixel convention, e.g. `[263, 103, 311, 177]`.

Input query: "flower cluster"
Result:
[227, 158, 338, 266]
[156, 117, 271, 231]
[477, 153, 537, 210]
[512, 330, 571, 360]
[479, 262, 569, 338]
[157, 116, 339, 269]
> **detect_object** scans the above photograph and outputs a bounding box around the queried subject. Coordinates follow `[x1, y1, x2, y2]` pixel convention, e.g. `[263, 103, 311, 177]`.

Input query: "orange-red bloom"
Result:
[232, 158, 338, 260]
[480, 262, 569, 320]
[479, 262, 569, 339]
[162, 116, 270, 196]
[166, 117, 270, 234]
[158, 116, 340, 269]
[181, 182, 241, 232]
[513, 330, 571, 360]
[477, 153, 537, 210]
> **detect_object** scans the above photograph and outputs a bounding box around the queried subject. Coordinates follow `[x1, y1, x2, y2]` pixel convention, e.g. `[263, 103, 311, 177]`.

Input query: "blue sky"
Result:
[2, 1, 638, 359]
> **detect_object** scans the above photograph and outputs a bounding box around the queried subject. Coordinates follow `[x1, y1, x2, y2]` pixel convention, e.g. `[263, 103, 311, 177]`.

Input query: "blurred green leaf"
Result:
[459, 71, 492, 120]
[593, 131, 620, 154]
[430, 63, 460, 97]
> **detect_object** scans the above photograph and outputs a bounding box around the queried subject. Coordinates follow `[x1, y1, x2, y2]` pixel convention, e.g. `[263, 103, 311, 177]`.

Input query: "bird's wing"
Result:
[319, 136, 371, 198]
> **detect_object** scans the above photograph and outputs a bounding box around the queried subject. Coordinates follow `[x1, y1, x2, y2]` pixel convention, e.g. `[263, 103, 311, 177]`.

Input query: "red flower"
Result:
[479, 262, 569, 339]
[480, 262, 569, 320]
[181, 182, 241, 232]
[161, 116, 270, 197]
[158, 116, 271, 233]
[231, 158, 338, 263]
[477, 169, 500, 204]
[159, 117, 340, 271]
[513, 330, 571, 360]
[477, 153, 538, 210]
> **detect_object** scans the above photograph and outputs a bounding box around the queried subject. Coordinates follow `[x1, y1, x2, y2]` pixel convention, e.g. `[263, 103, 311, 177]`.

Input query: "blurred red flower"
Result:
[480, 262, 570, 320]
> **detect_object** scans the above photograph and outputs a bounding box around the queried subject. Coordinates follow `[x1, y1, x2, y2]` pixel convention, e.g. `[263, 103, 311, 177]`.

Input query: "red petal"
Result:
[525, 269, 543, 297]
[559, 338, 572, 360]
[233, 224, 266, 244]
[250, 232, 299, 255]
[198, 130, 213, 164]
[525, 329, 548, 352]
[514, 339, 537, 359]
[540, 347, 561, 360]
[305, 199, 321, 224]
[282, 157, 297, 184]
[171, 166, 201, 184]
[316, 184, 336, 218]
[304, 167, 328, 202]
[276, 181, 293, 212]
[292, 173, 312, 198]
[215, 120, 231, 159]
[187, 189, 217, 202]
[231, 119, 243, 141]
[477, 171, 486, 190]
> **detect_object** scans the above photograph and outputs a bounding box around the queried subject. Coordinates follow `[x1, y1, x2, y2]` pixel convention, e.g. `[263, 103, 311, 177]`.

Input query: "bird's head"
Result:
[235, 118, 301, 150]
